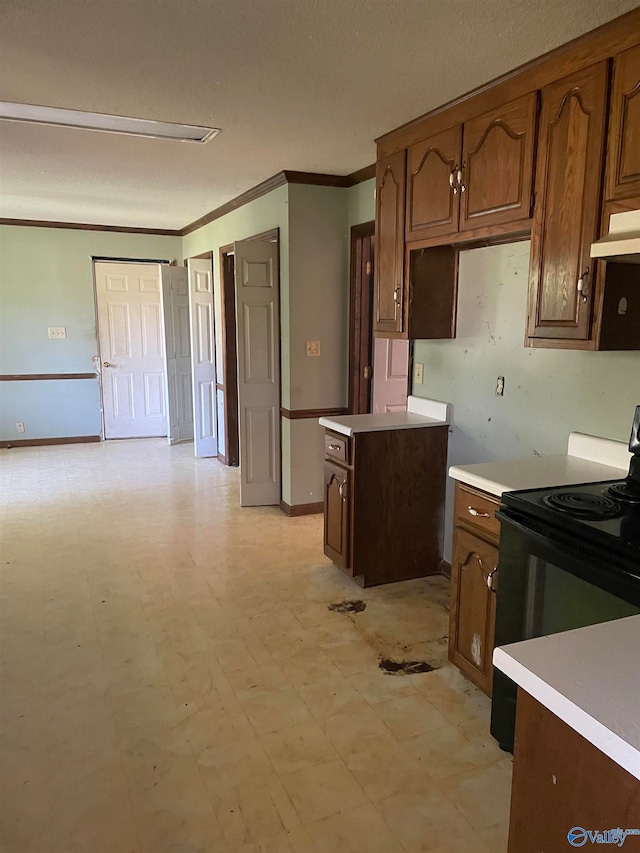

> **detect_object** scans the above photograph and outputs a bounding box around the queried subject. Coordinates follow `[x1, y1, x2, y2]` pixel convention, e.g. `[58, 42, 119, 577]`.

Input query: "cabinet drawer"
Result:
[454, 483, 500, 541]
[324, 432, 351, 464]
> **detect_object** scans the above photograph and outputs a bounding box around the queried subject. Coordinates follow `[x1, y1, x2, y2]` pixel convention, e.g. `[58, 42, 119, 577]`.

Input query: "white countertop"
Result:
[493, 617, 640, 780]
[449, 433, 629, 497]
[320, 396, 450, 437]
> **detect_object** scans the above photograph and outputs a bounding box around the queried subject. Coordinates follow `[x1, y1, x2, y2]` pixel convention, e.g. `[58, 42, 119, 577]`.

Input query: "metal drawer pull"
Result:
[328, 443, 342, 452]
[467, 506, 490, 518]
[338, 480, 347, 500]
[485, 567, 498, 591]
[449, 168, 458, 195]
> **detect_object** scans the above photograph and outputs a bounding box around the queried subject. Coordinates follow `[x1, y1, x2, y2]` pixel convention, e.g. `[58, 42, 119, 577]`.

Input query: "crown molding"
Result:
[0, 163, 375, 238]
[0, 217, 181, 236]
[180, 165, 375, 236]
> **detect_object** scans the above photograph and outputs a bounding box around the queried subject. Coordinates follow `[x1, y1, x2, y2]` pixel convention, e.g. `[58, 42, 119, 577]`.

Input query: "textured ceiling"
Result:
[0, 0, 638, 230]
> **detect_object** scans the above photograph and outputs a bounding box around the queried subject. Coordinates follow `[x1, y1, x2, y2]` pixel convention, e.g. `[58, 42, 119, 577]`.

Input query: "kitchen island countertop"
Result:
[493, 616, 640, 780]
[320, 396, 450, 437]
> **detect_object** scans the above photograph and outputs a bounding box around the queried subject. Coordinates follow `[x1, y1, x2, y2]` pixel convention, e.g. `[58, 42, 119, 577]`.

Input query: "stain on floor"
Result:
[328, 599, 367, 614]
[379, 658, 437, 675]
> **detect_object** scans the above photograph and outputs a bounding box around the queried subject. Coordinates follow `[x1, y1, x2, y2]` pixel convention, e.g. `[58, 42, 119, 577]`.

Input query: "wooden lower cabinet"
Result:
[508, 690, 640, 852]
[448, 482, 501, 696]
[323, 425, 448, 587]
[323, 461, 351, 572]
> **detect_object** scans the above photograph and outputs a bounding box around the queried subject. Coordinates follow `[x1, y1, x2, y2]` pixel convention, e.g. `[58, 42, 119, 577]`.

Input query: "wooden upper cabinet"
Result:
[459, 93, 538, 230]
[606, 44, 640, 201]
[374, 151, 406, 335]
[406, 126, 462, 241]
[527, 62, 609, 343]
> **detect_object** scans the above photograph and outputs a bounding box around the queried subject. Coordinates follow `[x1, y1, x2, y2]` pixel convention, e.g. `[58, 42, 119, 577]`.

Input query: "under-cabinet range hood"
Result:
[590, 209, 640, 263]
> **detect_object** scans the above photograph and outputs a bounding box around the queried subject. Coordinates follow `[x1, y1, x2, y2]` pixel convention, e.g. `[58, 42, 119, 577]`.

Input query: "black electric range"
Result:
[490, 406, 640, 752]
[500, 478, 640, 571]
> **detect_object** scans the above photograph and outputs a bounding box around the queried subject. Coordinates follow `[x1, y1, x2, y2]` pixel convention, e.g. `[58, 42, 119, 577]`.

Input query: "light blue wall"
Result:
[347, 178, 375, 228]
[0, 225, 182, 440]
[413, 241, 640, 558]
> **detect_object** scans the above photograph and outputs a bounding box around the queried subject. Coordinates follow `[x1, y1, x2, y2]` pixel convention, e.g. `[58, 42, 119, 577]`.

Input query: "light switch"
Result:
[48, 327, 67, 339]
[306, 340, 320, 357]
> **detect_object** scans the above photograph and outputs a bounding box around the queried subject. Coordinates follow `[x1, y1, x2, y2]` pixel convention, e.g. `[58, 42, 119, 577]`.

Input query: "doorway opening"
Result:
[348, 224, 409, 415]
[218, 246, 239, 466]
[186, 230, 281, 507]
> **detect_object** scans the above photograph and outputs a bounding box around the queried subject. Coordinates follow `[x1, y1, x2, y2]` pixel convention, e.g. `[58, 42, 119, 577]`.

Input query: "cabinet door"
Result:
[448, 528, 498, 696]
[374, 151, 406, 335]
[405, 125, 462, 242]
[459, 93, 538, 231]
[605, 44, 640, 201]
[323, 461, 351, 572]
[527, 62, 609, 343]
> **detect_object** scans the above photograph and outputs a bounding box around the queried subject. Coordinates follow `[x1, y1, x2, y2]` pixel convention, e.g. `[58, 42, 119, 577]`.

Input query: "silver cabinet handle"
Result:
[462, 551, 498, 592]
[468, 506, 490, 518]
[577, 268, 590, 303]
[486, 567, 498, 591]
[457, 166, 466, 193]
[449, 168, 458, 195]
[338, 480, 347, 500]
[328, 443, 341, 452]
[393, 285, 402, 316]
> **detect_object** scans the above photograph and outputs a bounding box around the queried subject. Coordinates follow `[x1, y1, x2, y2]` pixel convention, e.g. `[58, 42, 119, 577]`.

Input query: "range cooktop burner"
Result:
[606, 481, 640, 504]
[542, 492, 623, 519]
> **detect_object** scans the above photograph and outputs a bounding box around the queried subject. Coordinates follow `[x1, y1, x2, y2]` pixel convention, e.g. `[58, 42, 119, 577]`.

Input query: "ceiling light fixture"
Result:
[0, 102, 220, 143]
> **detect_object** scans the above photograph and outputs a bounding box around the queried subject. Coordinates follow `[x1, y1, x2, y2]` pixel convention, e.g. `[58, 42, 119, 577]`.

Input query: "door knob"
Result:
[103, 362, 113, 367]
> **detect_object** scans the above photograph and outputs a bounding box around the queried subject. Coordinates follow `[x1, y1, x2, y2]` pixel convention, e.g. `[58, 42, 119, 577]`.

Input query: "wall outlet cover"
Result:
[15, 422, 25, 433]
[306, 340, 320, 357]
[414, 363, 424, 384]
[48, 326, 67, 339]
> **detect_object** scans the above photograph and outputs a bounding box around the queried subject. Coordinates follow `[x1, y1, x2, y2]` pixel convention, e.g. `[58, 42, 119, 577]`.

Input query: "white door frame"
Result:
[92, 257, 171, 439]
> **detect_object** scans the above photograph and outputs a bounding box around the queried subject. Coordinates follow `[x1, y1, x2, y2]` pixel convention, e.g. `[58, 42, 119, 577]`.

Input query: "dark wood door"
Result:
[605, 44, 640, 201]
[323, 461, 351, 571]
[448, 527, 498, 696]
[405, 125, 462, 242]
[459, 93, 538, 231]
[527, 62, 609, 343]
[349, 223, 375, 414]
[374, 151, 406, 335]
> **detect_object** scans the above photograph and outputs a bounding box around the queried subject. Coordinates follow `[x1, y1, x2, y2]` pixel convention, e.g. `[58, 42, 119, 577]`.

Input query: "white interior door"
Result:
[188, 257, 217, 457]
[234, 240, 280, 506]
[161, 265, 193, 444]
[372, 338, 409, 413]
[94, 261, 167, 439]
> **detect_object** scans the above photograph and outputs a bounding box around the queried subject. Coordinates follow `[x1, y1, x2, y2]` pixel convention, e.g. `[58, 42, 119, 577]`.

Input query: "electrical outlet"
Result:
[16, 422, 25, 433]
[306, 340, 320, 357]
[48, 327, 67, 339]
[414, 363, 424, 384]
[496, 376, 505, 396]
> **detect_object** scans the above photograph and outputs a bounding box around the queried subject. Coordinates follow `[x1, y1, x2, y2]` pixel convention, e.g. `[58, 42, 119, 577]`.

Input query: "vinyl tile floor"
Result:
[0, 440, 512, 853]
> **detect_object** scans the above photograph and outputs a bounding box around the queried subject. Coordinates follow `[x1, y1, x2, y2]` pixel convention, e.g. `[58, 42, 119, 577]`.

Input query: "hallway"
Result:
[0, 440, 511, 852]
